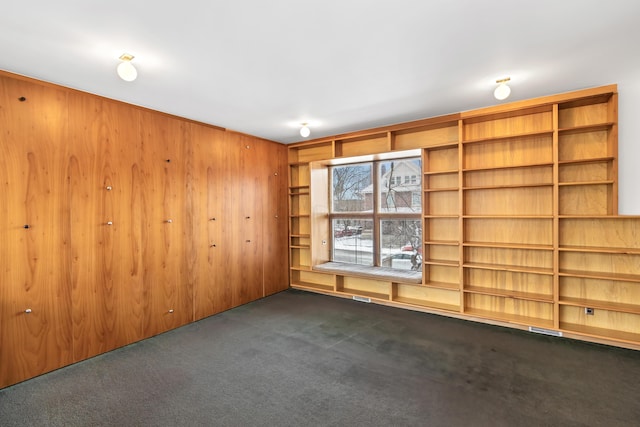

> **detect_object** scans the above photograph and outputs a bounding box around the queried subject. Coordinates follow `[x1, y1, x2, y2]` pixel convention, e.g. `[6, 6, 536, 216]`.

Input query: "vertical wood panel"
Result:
[68, 94, 144, 361]
[223, 133, 243, 307]
[263, 142, 289, 296]
[0, 77, 72, 388]
[225, 133, 263, 306]
[139, 111, 192, 337]
[191, 124, 231, 320]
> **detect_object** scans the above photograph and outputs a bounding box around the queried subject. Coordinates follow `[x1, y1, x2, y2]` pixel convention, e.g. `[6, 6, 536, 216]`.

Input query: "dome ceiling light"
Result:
[300, 123, 311, 138]
[494, 77, 511, 100]
[117, 53, 137, 82]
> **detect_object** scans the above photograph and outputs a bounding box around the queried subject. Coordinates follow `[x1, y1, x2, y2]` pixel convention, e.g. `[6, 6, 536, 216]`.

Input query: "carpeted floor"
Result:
[1, 288, 639, 426]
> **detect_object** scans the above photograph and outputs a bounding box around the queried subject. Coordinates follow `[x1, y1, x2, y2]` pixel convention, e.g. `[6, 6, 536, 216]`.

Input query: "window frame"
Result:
[329, 156, 422, 268]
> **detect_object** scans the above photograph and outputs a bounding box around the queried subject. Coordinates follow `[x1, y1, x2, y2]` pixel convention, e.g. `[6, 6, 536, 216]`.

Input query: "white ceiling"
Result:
[1, 0, 639, 144]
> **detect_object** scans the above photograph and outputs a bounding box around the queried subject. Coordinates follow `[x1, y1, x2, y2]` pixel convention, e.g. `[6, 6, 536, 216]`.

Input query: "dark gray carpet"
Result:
[1, 289, 639, 426]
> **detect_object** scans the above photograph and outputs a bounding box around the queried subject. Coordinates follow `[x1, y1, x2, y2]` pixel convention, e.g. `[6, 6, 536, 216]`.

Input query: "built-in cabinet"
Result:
[0, 78, 74, 387]
[0, 72, 288, 388]
[288, 85, 639, 350]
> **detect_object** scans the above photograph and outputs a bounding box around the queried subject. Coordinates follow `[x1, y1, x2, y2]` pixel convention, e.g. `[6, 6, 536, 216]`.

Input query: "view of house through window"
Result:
[330, 157, 422, 271]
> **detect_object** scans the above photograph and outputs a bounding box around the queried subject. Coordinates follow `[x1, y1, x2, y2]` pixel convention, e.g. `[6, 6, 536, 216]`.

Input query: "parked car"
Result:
[401, 244, 422, 254]
[334, 226, 363, 237]
[334, 228, 352, 237]
[346, 225, 363, 235]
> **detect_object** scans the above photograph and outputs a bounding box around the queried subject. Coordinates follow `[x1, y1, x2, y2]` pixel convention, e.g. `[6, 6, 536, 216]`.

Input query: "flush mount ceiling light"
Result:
[300, 123, 311, 138]
[117, 53, 137, 82]
[494, 77, 511, 100]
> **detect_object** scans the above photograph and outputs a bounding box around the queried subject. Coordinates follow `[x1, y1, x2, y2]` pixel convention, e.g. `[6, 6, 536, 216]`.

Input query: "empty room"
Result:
[2, 1, 640, 426]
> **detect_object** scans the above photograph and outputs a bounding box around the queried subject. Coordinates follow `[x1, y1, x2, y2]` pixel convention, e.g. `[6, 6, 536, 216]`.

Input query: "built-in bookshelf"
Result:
[287, 85, 640, 350]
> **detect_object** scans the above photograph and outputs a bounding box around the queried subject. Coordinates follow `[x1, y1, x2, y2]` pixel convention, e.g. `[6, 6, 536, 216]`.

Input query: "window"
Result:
[330, 157, 422, 270]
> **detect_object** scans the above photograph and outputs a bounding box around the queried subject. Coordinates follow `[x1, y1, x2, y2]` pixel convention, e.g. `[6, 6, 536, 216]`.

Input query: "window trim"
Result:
[329, 156, 422, 267]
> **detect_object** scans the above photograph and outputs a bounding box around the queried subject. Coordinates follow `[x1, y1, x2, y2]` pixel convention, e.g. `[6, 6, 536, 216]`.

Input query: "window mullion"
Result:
[373, 162, 380, 266]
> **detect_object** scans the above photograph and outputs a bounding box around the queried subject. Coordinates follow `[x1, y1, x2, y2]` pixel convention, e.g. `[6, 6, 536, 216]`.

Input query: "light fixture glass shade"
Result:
[117, 61, 137, 82]
[494, 82, 511, 100]
[300, 125, 310, 138]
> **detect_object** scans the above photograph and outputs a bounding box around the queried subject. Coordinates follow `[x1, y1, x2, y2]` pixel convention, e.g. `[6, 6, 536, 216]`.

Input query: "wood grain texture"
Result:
[67, 93, 145, 361]
[190, 123, 232, 320]
[0, 72, 288, 388]
[139, 111, 192, 338]
[0, 78, 73, 388]
[463, 109, 553, 140]
[226, 133, 263, 306]
[263, 142, 289, 296]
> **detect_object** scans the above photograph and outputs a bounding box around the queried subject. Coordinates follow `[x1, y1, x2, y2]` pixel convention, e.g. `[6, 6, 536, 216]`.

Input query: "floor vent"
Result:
[529, 326, 563, 337]
[352, 296, 371, 303]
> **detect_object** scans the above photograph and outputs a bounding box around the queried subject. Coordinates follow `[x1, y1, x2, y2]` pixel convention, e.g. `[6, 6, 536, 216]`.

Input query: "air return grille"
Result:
[529, 326, 563, 337]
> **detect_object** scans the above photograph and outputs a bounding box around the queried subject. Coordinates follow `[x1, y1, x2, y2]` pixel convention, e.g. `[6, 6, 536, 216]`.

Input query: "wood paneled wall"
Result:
[0, 72, 288, 388]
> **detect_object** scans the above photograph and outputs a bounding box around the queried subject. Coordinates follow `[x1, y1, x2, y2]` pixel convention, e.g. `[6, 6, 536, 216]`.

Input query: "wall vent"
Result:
[529, 326, 563, 337]
[352, 296, 371, 303]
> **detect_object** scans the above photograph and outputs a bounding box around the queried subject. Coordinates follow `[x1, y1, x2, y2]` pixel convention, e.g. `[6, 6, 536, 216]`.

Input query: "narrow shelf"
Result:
[559, 215, 640, 219]
[558, 122, 614, 135]
[558, 180, 614, 187]
[424, 215, 459, 219]
[290, 245, 310, 249]
[424, 187, 459, 193]
[289, 185, 310, 190]
[290, 266, 312, 272]
[338, 288, 389, 301]
[463, 215, 554, 219]
[464, 286, 553, 303]
[560, 323, 640, 345]
[462, 162, 553, 173]
[290, 234, 311, 238]
[463, 182, 554, 191]
[424, 281, 460, 291]
[559, 297, 640, 315]
[291, 282, 334, 293]
[423, 141, 460, 150]
[289, 190, 310, 196]
[463, 162, 554, 173]
[558, 156, 615, 165]
[393, 296, 459, 312]
[558, 213, 616, 219]
[559, 245, 640, 255]
[425, 240, 459, 246]
[462, 129, 554, 145]
[464, 241, 553, 251]
[464, 262, 554, 276]
[464, 308, 554, 329]
[559, 215, 635, 219]
[424, 169, 459, 176]
[559, 269, 640, 283]
[289, 214, 311, 218]
[424, 259, 459, 267]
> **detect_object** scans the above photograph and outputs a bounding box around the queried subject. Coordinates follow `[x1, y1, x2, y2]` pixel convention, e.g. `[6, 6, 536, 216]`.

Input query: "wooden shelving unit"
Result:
[288, 154, 317, 276]
[287, 85, 640, 350]
[557, 216, 640, 343]
[457, 103, 556, 326]
[421, 135, 462, 310]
